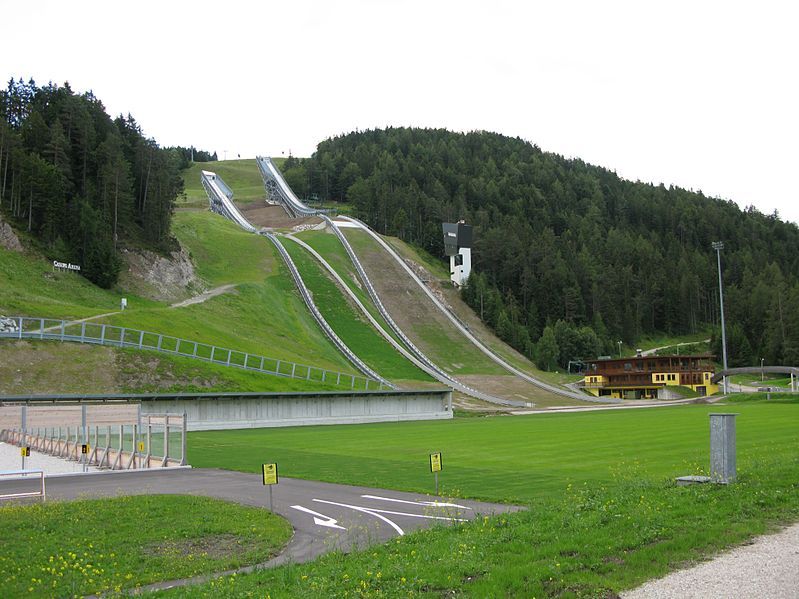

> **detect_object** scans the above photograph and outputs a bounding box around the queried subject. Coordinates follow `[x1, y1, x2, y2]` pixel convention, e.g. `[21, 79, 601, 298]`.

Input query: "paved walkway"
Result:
[0, 468, 519, 593]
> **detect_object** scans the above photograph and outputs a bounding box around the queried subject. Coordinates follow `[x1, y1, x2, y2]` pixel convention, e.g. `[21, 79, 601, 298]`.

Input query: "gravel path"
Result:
[623, 523, 799, 598]
[0, 441, 97, 475]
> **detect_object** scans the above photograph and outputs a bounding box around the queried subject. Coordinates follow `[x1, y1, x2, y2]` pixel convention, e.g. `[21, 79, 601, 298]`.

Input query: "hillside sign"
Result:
[53, 260, 81, 272]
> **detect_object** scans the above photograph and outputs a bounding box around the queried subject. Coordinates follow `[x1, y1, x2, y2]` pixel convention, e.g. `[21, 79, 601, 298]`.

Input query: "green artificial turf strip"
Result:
[281, 238, 431, 382]
[0, 495, 291, 597]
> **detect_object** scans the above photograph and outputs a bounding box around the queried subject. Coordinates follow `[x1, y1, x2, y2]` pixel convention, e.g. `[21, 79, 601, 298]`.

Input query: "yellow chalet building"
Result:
[582, 354, 719, 399]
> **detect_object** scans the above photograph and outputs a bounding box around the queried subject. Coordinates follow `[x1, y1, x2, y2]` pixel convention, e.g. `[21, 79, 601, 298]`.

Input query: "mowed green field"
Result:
[181, 159, 266, 206]
[188, 402, 798, 503]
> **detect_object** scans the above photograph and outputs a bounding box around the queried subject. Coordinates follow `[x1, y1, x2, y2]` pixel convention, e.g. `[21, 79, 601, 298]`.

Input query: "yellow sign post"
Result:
[262, 463, 279, 511]
[138, 441, 145, 453]
[21, 446, 30, 457]
[429, 452, 442, 495]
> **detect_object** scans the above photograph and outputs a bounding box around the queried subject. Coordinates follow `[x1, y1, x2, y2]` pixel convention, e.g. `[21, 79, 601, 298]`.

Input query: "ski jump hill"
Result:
[201, 159, 603, 408]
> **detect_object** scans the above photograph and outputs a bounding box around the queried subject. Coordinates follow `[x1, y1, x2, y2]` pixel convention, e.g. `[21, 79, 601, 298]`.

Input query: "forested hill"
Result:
[0, 79, 196, 287]
[286, 127, 799, 368]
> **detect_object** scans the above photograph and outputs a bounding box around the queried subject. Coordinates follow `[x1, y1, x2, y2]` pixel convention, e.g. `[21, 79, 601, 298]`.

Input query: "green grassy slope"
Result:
[99, 212, 356, 372]
[0, 340, 345, 395]
[0, 209, 373, 392]
[181, 159, 265, 207]
[281, 237, 432, 384]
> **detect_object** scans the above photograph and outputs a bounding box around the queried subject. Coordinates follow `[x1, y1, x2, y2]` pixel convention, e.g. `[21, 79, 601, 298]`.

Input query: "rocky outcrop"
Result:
[0, 215, 23, 252]
[121, 246, 203, 302]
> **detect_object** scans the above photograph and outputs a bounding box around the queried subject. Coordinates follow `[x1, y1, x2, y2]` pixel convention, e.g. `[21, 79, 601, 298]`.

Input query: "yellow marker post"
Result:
[429, 452, 442, 495]
[21, 446, 30, 470]
[262, 463, 278, 511]
[138, 441, 145, 453]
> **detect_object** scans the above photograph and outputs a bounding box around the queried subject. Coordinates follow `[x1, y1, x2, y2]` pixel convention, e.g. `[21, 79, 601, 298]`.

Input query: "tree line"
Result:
[0, 78, 212, 287]
[282, 127, 799, 369]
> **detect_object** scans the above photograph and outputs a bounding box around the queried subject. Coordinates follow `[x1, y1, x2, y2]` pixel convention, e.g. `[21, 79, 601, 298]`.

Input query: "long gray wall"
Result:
[1, 390, 453, 431]
[138, 390, 453, 431]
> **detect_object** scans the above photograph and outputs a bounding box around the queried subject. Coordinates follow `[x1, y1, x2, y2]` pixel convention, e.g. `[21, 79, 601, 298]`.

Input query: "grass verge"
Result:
[0, 495, 291, 597]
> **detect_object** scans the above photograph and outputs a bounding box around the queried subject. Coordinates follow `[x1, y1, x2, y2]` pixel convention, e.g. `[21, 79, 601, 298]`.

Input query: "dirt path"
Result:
[169, 284, 237, 308]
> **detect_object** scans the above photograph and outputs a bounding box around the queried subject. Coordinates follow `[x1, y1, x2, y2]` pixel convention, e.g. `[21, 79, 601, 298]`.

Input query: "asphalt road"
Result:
[1, 468, 520, 569]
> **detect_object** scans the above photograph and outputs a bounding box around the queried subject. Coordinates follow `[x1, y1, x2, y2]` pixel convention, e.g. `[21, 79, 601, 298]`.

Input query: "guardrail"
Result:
[0, 316, 384, 391]
[256, 156, 330, 218]
[0, 469, 46, 502]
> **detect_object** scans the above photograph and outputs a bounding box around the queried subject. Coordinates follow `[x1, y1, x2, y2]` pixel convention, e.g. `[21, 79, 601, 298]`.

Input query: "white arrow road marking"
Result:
[361, 494, 472, 510]
[290, 505, 347, 530]
[313, 499, 405, 536]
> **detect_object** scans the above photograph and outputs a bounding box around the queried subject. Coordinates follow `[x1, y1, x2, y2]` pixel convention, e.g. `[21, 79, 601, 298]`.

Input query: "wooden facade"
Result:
[583, 354, 718, 399]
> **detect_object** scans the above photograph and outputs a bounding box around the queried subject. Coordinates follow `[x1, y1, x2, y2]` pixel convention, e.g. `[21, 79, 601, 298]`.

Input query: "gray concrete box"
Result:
[710, 413, 737, 484]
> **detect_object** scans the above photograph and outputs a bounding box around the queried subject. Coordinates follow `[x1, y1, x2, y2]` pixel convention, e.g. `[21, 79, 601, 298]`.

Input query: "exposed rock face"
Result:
[121, 246, 202, 302]
[0, 215, 23, 252]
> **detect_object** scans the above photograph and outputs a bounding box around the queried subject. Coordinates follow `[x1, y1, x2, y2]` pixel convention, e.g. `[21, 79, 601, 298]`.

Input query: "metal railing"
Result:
[0, 316, 384, 391]
[256, 156, 331, 218]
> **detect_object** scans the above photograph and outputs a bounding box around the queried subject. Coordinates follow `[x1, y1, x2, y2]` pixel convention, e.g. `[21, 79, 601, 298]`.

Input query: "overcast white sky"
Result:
[2, 0, 797, 224]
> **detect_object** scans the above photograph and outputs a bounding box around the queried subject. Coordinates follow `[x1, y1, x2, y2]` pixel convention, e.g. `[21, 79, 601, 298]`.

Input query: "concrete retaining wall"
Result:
[1, 389, 453, 432]
[138, 389, 453, 431]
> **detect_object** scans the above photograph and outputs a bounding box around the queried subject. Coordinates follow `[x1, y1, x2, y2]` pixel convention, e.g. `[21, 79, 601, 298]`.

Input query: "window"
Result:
[624, 363, 632, 371]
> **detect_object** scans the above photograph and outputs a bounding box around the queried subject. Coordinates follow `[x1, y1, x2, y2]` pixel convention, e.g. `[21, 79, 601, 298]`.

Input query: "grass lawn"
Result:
[281, 237, 431, 383]
[188, 402, 798, 503]
[159, 399, 799, 597]
[0, 495, 291, 597]
[181, 159, 265, 207]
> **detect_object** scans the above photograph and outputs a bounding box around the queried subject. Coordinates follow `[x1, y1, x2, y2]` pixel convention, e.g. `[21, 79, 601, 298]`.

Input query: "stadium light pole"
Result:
[712, 241, 729, 393]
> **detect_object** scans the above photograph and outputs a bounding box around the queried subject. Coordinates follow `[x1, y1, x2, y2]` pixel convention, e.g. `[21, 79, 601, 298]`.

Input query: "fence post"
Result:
[291, 363, 297, 378]
[163, 418, 170, 467]
[60, 320, 65, 341]
[119, 327, 126, 347]
[39, 318, 44, 339]
[81, 322, 86, 342]
[274, 359, 280, 374]
[210, 347, 215, 362]
[100, 324, 106, 344]
[180, 411, 187, 466]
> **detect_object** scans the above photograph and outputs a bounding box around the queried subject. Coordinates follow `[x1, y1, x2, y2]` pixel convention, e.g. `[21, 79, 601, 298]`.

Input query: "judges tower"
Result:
[442, 221, 472, 286]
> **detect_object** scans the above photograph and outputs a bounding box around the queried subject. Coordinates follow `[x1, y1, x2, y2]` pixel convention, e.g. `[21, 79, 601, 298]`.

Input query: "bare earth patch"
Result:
[149, 534, 258, 560]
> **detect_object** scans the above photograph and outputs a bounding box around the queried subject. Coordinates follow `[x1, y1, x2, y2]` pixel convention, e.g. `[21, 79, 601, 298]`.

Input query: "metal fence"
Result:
[0, 404, 186, 470]
[0, 316, 386, 391]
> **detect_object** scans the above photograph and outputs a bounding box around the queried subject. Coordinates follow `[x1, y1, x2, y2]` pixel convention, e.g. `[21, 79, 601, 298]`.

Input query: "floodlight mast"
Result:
[712, 241, 729, 394]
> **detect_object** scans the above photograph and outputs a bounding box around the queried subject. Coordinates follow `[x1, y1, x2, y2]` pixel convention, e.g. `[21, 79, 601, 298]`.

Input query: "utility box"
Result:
[710, 413, 737, 484]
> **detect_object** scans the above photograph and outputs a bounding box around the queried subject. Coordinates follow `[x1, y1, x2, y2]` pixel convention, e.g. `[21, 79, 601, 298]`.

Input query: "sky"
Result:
[2, 0, 798, 224]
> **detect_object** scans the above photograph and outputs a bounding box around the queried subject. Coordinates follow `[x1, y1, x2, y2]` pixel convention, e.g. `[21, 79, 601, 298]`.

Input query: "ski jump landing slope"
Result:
[200, 170, 393, 389]
[332, 219, 599, 405]
[255, 158, 602, 406]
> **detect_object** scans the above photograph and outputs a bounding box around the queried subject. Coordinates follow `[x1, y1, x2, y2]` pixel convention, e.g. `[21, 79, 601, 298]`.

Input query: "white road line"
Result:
[313, 499, 405, 536]
[290, 505, 347, 530]
[361, 494, 472, 510]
